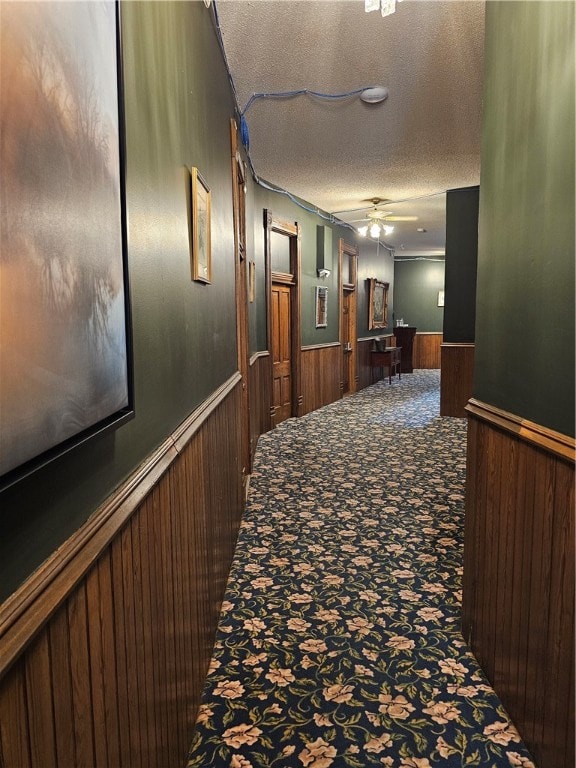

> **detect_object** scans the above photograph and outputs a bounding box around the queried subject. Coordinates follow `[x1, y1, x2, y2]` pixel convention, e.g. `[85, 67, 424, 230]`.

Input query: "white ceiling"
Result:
[215, 0, 486, 257]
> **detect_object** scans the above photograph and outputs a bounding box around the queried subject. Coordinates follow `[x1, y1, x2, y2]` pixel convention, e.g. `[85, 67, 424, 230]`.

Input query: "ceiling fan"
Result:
[351, 198, 418, 238]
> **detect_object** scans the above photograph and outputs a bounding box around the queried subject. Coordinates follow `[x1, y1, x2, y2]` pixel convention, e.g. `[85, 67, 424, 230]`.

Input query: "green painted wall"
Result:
[248, 185, 395, 349]
[250, 185, 342, 349]
[443, 187, 479, 343]
[0, 1, 238, 600]
[393, 259, 445, 332]
[356, 239, 396, 338]
[474, 1, 575, 436]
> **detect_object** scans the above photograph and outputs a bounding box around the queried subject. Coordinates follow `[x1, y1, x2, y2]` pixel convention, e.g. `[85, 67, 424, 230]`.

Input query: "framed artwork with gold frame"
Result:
[249, 260, 256, 302]
[368, 278, 389, 329]
[191, 167, 211, 283]
[315, 286, 328, 328]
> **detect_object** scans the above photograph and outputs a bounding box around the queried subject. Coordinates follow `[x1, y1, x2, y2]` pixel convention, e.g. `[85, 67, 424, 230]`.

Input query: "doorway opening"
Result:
[264, 210, 302, 427]
[340, 239, 358, 395]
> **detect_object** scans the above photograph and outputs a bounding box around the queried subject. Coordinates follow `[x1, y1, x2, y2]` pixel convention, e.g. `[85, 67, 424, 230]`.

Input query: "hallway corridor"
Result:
[187, 371, 534, 767]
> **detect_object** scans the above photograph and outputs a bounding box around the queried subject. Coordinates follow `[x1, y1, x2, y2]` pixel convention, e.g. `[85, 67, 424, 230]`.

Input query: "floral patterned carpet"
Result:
[187, 371, 535, 768]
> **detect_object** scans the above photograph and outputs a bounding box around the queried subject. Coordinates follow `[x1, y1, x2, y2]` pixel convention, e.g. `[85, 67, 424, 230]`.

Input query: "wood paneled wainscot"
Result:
[413, 333, 442, 369]
[249, 351, 272, 462]
[440, 342, 475, 416]
[0, 376, 245, 768]
[301, 343, 341, 415]
[462, 399, 575, 768]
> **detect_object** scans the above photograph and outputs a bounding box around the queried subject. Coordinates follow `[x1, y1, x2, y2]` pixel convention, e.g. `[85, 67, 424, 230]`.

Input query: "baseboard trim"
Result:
[466, 397, 575, 463]
[0, 372, 242, 679]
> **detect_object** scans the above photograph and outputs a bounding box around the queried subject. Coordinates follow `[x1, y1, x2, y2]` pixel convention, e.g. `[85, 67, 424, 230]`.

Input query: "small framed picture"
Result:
[191, 167, 211, 283]
[368, 278, 389, 329]
[437, 290, 445, 307]
[249, 260, 256, 302]
[315, 286, 328, 328]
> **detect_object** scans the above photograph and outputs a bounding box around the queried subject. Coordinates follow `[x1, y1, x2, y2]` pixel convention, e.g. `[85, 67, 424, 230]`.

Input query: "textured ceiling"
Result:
[216, 0, 486, 256]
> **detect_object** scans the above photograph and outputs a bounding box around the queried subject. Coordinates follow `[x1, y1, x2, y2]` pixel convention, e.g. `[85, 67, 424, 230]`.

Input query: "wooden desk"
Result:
[371, 347, 401, 384]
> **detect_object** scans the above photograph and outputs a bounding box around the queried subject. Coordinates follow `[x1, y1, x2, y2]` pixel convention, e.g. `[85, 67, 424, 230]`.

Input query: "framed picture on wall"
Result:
[315, 286, 328, 328]
[249, 260, 256, 302]
[191, 167, 212, 283]
[0, 0, 134, 491]
[368, 278, 389, 329]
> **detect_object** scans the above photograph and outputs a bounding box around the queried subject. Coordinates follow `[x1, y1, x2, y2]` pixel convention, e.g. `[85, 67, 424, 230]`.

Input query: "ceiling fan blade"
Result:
[383, 215, 418, 221]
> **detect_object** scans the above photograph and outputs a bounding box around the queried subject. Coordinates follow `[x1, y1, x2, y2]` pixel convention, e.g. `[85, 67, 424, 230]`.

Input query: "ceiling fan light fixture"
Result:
[357, 225, 368, 237]
[369, 222, 381, 238]
[380, 0, 396, 17]
[360, 86, 389, 104]
[383, 225, 394, 235]
[365, 0, 396, 17]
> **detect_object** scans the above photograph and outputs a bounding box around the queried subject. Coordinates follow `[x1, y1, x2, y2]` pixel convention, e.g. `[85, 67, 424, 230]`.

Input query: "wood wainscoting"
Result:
[301, 343, 342, 415]
[0, 375, 244, 768]
[249, 351, 272, 461]
[440, 343, 475, 416]
[413, 333, 442, 369]
[463, 399, 575, 768]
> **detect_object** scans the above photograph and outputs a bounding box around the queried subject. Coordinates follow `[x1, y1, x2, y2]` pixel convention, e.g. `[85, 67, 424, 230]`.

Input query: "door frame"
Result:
[230, 120, 251, 477]
[339, 238, 358, 394]
[264, 209, 302, 421]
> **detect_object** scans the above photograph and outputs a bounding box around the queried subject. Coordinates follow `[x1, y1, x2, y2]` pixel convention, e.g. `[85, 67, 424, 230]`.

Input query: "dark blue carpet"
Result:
[187, 371, 535, 768]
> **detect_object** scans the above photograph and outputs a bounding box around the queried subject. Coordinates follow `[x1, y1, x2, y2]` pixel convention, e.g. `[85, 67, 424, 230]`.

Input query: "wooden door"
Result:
[339, 240, 358, 396]
[342, 291, 352, 394]
[271, 283, 292, 425]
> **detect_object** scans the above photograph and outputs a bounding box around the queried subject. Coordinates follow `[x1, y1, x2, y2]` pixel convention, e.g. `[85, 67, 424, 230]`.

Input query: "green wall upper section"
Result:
[393, 259, 445, 332]
[248, 183, 395, 353]
[356, 239, 395, 339]
[443, 187, 479, 343]
[0, 0, 396, 601]
[0, 1, 239, 600]
[249, 185, 344, 351]
[474, 1, 575, 436]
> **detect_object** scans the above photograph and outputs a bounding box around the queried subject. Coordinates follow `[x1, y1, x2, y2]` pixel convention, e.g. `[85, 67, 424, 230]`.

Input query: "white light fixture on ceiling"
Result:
[365, 0, 396, 18]
[359, 86, 389, 104]
[358, 223, 394, 239]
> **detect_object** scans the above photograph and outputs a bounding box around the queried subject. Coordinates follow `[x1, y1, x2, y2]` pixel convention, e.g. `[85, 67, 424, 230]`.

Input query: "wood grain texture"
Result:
[0, 379, 244, 767]
[301, 344, 342, 415]
[463, 405, 575, 768]
[412, 333, 442, 369]
[0, 660, 31, 767]
[440, 343, 475, 416]
[249, 352, 272, 462]
[356, 339, 374, 391]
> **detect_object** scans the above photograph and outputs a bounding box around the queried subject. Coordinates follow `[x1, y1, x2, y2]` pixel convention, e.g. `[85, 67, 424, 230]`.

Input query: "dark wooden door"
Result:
[341, 288, 357, 395]
[342, 291, 351, 394]
[271, 283, 292, 425]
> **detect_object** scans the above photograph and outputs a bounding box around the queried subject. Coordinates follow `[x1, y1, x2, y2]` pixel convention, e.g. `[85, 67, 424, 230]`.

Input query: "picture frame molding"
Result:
[368, 278, 389, 330]
[191, 166, 212, 283]
[315, 285, 328, 328]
